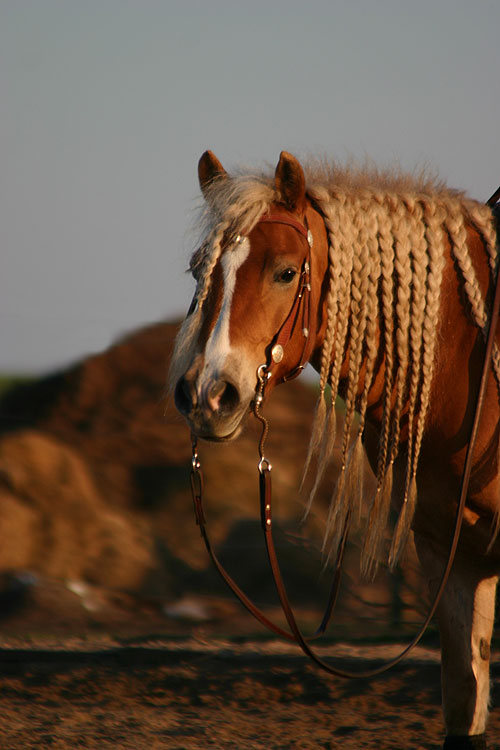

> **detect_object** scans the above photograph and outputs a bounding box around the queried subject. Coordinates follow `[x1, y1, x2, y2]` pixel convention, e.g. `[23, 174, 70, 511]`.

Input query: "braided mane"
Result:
[172, 158, 499, 572]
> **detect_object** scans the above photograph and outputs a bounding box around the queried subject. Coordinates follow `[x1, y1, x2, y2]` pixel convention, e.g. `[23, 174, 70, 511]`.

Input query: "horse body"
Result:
[171, 149, 500, 748]
[413, 229, 500, 558]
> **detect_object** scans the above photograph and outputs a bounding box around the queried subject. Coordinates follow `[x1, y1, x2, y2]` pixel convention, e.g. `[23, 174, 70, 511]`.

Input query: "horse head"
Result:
[172, 150, 327, 441]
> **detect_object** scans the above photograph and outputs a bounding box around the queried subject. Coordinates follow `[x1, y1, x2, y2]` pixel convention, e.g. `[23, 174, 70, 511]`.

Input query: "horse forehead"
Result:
[209, 237, 252, 327]
[213, 210, 307, 293]
[220, 236, 252, 281]
[250, 217, 309, 258]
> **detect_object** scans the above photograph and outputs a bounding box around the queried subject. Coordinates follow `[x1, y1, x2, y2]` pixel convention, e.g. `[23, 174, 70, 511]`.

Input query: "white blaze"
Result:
[202, 237, 250, 378]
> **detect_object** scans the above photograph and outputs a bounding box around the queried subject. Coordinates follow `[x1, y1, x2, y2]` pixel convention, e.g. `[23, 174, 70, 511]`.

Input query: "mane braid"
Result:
[301, 190, 343, 497]
[361, 195, 397, 575]
[324, 196, 373, 557]
[392, 195, 413, 454]
[305, 192, 356, 516]
[172, 157, 499, 573]
[444, 199, 500, 391]
[389, 198, 429, 566]
[308, 178, 497, 571]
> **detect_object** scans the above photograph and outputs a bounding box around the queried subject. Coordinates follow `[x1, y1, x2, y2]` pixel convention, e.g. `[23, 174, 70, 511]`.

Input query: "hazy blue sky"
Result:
[2, 0, 499, 373]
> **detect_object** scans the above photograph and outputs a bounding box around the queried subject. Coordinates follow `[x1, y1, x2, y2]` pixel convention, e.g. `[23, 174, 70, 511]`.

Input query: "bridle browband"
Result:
[257, 212, 312, 240]
[189, 190, 500, 678]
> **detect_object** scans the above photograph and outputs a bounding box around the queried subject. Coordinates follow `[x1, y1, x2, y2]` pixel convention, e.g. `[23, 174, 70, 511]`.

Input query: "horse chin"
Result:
[189, 409, 249, 443]
[199, 422, 244, 443]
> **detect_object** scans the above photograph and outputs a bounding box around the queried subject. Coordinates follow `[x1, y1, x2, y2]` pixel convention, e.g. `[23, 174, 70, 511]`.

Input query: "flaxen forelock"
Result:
[170, 157, 499, 571]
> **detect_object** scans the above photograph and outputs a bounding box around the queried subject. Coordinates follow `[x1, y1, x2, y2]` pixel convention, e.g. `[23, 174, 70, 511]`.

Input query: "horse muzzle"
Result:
[174, 371, 249, 441]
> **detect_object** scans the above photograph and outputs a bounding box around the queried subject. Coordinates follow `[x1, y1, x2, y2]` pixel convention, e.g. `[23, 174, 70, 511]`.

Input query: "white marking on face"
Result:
[202, 237, 250, 378]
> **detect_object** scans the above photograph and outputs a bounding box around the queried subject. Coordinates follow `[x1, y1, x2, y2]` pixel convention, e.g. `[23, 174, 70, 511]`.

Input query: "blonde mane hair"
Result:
[171, 158, 499, 573]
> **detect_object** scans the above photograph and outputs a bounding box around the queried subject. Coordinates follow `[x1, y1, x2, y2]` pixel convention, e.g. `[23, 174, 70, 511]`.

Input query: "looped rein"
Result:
[189, 191, 500, 678]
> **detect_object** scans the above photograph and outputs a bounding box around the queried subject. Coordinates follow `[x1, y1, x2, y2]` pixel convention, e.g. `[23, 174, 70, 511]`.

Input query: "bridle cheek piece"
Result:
[259, 214, 314, 384]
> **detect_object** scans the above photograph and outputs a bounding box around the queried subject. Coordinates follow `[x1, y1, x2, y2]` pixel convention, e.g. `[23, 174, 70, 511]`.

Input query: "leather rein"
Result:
[190, 192, 500, 678]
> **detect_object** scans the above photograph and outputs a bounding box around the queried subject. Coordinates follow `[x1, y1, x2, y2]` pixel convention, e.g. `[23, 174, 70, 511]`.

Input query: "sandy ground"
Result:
[1, 322, 499, 749]
[1, 633, 499, 750]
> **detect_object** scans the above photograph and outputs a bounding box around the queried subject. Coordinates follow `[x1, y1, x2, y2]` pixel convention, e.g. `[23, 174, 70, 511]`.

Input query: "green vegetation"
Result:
[0, 374, 34, 397]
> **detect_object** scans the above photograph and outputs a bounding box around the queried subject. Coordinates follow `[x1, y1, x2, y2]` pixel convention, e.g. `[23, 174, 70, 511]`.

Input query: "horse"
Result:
[170, 149, 500, 750]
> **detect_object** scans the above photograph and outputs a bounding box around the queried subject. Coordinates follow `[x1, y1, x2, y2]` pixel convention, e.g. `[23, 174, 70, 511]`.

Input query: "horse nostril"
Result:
[174, 376, 195, 416]
[220, 381, 240, 412]
[207, 380, 240, 414]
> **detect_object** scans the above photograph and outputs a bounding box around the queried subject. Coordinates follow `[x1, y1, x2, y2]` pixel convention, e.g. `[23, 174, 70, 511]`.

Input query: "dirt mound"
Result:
[0, 321, 424, 637]
[0, 430, 154, 588]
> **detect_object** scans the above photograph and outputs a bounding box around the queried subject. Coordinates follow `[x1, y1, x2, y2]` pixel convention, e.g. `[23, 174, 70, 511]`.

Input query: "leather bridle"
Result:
[257, 213, 315, 383]
[189, 191, 500, 678]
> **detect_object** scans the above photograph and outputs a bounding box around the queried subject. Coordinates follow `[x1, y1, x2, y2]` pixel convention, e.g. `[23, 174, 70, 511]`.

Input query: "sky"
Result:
[1, 0, 499, 374]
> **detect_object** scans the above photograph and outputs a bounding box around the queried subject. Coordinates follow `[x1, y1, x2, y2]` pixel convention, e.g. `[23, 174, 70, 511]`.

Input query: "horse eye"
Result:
[277, 268, 297, 284]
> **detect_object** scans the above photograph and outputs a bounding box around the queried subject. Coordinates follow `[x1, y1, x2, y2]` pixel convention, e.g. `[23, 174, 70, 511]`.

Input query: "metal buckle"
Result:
[256, 363, 271, 385]
[191, 436, 201, 471]
[258, 457, 272, 474]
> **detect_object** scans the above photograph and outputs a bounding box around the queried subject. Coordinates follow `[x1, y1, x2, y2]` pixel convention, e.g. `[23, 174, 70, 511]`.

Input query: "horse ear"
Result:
[198, 150, 228, 199]
[274, 151, 306, 212]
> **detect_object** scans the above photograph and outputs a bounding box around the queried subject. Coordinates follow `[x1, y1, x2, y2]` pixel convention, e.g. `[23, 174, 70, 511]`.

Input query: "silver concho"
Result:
[271, 344, 284, 363]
